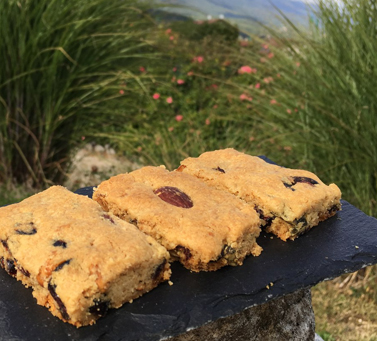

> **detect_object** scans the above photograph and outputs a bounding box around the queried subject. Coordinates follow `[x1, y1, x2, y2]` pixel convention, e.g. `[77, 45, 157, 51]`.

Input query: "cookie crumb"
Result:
[168, 281, 173, 286]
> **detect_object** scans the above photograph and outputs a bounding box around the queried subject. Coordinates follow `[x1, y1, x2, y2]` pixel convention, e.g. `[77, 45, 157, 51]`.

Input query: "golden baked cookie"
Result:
[93, 166, 262, 272]
[177, 148, 341, 241]
[0, 186, 171, 327]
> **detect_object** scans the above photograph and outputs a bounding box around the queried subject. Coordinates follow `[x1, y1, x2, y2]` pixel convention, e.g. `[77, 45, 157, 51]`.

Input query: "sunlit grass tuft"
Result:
[0, 0, 158, 187]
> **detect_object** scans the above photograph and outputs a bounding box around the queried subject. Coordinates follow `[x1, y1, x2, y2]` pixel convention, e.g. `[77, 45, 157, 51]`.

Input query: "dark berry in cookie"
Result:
[48, 283, 70, 320]
[53, 240, 67, 248]
[89, 299, 110, 318]
[154, 186, 193, 208]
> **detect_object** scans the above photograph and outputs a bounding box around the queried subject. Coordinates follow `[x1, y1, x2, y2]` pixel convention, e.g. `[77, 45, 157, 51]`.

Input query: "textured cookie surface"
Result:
[93, 166, 262, 272]
[177, 149, 342, 241]
[0, 186, 171, 327]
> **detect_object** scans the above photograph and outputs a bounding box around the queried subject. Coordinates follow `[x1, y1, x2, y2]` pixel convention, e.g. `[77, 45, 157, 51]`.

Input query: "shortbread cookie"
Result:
[0, 186, 171, 327]
[177, 148, 341, 241]
[93, 166, 262, 272]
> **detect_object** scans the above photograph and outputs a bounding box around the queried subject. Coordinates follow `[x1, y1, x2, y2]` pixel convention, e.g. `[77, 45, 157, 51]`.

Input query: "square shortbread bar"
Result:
[177, 148, 342, 241]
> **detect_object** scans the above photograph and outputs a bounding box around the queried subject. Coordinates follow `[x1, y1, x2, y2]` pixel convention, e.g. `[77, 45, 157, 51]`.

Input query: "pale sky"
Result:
[303, 0, 343, 3]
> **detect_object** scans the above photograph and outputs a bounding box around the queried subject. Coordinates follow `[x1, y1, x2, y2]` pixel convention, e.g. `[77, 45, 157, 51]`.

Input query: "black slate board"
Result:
[1, 157, 377, 341]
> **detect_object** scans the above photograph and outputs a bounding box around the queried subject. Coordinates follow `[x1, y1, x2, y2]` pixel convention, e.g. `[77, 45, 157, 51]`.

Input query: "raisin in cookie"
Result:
[93, 166, 262, 272]
[177, 148, 341, 241]
[0, 186, 171, 327]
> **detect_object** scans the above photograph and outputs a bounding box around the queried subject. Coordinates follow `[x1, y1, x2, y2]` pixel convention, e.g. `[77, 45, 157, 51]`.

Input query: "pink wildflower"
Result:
[240, 93, 252, 102]
[152, 93, 160, 100]
[173, 67, 177, 72]
[187, 71, 193, 76]
[169, 36, 174, 41]
[168, 127, 174, 132]
[81, 136, 86, 141]
[165, 28, 172, 35]
[177, 79, 185, 85]
[286, 109, 292, 114]
[270, 99, 277, 105]
[238, 65, 252, 74]
[255, 83, 261, 89]
[175, 115, 183, 122]
[263, 77, 274, 84]
[213, 104, 218, 109]
[240, 41, 248, 47]
[277, 73, 281, 78]
[262, 44, 269, 49]
[139, 66, 145, 72]
[268, 52, 274, 59]
[193, 56, 204, 63]
[119, 90, 125, 95]
[296, 62, 301, 67]
[205, 118, 210, 125]
[166, 97, 173, 104]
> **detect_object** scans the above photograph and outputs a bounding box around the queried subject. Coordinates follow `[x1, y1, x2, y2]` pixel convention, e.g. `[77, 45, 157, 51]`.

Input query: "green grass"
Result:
[0, 0, 159, 188]
[223, 0, 377, 218]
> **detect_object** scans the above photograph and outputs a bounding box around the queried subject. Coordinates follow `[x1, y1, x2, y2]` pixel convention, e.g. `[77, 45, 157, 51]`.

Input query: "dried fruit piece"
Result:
[221, 245, 236, 257]
[102, 214, 115, 224]
[16, 228, 37, 235]
[174, 245, 192, 261]
[254, 205, 274, 228]
[213, 166, 225, 173]
[152, 259, 167, 283]
[292, 176, 319, 186]
[48, 283, 70, 320]
[1, 240, 9, 251]
[327, 204, 340, 214]
[283, 176, 319, 190]
[18, 266, 30, 277]
[53, 240, 67, 248]
[54, 259, 71, 272]
[283, 182, 295, 191]
[6, 259, 17, 276]
[15, 222, 37, 235]
[153, 186, 193, 208]
[89, 299, 110, 318]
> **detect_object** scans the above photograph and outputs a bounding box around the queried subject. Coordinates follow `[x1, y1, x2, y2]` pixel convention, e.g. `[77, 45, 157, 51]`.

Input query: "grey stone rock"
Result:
[167, 289, 315, 341]
[94, 144, 105, 153]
